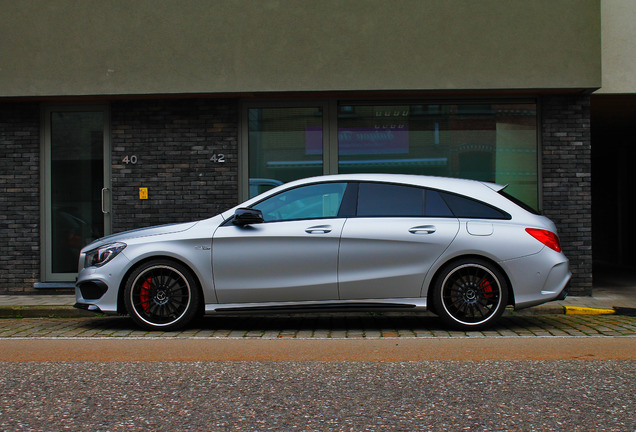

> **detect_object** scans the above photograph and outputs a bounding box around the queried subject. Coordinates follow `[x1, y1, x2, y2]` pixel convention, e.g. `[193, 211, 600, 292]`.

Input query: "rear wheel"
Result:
[432, 259, 508, 330]
[124, 260, 200, 331]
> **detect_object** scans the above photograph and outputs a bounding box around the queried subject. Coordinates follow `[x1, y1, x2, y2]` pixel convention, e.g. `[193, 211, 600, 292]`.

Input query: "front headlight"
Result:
[85, 242, 127, 268]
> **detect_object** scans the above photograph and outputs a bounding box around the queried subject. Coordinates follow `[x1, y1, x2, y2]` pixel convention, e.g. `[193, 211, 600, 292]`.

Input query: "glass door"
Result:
[43, 106, 111, 281]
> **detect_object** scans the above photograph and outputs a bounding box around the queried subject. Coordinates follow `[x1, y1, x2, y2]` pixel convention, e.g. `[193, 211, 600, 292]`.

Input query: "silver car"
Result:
[75, 174, 571, 331]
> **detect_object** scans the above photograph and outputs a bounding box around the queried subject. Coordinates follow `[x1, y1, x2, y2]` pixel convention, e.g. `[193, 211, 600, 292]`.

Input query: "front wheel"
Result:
[124, 260, 201, 331]
[432, 259, 509, 330]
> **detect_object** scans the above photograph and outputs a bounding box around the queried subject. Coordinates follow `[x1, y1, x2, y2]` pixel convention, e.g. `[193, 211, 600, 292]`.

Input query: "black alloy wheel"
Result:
[432, 259, 509, 330]
[124, 260, 200, 331]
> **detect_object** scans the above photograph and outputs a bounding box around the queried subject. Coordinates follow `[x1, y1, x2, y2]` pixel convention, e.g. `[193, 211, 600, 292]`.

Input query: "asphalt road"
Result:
[1, 314, 634, 431]
[0, 360, 634, 431]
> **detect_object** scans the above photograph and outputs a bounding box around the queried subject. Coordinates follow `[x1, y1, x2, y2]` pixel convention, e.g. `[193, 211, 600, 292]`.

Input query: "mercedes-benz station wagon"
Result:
[75, 174, 571, 331]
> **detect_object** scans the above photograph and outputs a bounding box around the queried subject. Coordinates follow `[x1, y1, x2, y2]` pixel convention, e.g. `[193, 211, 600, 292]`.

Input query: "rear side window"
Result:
[356, 183, 454, 217]
[358, 183, 424, 217]
[439, 192, 511, 220]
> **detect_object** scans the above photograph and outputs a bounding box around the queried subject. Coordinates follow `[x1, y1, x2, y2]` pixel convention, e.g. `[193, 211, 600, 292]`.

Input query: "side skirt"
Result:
[204, 297, 428, 314]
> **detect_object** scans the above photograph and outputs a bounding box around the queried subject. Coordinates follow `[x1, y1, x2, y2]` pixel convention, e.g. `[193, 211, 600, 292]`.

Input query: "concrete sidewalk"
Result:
[0, 283, 634, 318]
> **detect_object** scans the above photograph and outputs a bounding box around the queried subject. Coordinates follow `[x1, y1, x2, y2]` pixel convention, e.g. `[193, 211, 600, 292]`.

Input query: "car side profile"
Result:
[75, 174, 571, 331]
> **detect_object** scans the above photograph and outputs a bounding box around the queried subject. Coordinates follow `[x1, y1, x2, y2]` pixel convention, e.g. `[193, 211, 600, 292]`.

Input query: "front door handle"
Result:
[306, 225, 332, 234]
[409, 225, 436, 234]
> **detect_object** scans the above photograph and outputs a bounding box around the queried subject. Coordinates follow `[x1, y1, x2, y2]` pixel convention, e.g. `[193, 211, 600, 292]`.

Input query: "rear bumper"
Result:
[502, 249, 571, 310]
[555, 283, 570, 301]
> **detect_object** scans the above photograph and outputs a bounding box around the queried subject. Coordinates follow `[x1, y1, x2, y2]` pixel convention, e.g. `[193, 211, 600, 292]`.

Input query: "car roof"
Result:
[282, 173, 505, 195]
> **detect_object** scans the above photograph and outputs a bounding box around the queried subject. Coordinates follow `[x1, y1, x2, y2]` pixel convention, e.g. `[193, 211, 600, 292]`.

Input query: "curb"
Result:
[564, 306, 616, 315]
[0, 306, 96, 319]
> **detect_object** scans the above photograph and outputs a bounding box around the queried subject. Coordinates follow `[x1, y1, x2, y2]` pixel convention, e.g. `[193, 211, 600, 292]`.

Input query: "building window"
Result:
[247, 106, 324, 197]
[337, 103, 538, 209]
[243, 101, 538, 210]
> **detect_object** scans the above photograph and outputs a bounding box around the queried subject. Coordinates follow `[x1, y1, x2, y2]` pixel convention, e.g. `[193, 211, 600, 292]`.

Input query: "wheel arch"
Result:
[116, 255, 204, 315]
[426, 254, 515, 310]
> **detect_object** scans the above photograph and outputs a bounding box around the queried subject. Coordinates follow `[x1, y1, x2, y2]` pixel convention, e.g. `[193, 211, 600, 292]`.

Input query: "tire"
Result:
[432, 258, 509, 330]
[124, 259, 201, 331]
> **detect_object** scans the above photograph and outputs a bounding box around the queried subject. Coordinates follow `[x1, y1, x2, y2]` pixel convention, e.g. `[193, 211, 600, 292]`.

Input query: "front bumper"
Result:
[73, 302, 103, 313]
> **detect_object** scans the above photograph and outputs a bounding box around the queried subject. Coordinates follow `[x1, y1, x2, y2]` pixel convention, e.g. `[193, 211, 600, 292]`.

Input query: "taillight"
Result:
[525, 228, 562, 253]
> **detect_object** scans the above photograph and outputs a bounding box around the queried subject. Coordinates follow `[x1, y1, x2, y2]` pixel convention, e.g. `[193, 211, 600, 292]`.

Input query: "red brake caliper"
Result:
[140, 277, 152, 313]
[480, 278, 494, 298]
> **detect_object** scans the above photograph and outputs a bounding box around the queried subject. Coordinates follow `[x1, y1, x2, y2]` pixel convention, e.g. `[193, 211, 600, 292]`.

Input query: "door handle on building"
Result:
[101, 188, 110, 214]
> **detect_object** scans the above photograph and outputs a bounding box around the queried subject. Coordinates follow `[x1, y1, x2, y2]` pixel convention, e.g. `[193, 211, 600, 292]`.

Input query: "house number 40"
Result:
[122, 155, 138, 164]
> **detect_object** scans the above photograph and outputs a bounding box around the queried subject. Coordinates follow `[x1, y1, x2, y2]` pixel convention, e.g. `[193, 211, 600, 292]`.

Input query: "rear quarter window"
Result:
[439, 192, 511, 220]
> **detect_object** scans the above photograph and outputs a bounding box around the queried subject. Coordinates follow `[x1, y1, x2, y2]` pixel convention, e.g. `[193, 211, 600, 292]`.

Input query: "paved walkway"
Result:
[0, 313, 634, 338]
[1, 282, 634, 338]
[1, 285, 635, 316]
[1, 270, 635, 319]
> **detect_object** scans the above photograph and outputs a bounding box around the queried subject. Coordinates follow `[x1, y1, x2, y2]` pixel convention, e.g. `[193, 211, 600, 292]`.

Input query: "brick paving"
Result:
[0, 312, 634, 339]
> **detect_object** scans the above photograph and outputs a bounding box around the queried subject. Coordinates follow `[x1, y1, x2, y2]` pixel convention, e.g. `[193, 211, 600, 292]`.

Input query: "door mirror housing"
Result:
[233, 208, 264, 226]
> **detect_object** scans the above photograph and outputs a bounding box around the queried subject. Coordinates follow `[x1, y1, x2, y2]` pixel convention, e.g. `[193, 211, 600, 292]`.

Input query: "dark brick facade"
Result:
[110, 99, 239, 232]
[0, 96, 593, 294]
[541, 95, 592, 295]
[0, 103, 40, 292]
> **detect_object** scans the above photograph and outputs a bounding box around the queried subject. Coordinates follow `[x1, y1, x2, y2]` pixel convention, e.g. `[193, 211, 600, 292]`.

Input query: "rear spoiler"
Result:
[481, 181, 508, 192]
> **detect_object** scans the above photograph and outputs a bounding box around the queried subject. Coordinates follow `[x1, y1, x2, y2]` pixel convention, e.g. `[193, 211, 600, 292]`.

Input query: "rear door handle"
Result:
[409, 225, 436, 234]
[305, 225, 332, 234]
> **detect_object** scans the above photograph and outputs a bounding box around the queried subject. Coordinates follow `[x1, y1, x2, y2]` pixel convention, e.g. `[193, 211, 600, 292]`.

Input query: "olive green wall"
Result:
[598, 0, 636, 93]
[0, 0, 600, 97]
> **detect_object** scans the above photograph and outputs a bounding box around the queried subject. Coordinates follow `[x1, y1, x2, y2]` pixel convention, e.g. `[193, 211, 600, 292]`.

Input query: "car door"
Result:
[212, 182, 348, 304]
[338, 182, 460, 299]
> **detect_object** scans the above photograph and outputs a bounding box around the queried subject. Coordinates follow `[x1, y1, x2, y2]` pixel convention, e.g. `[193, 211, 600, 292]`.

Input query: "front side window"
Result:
[253, 183, 347, 222]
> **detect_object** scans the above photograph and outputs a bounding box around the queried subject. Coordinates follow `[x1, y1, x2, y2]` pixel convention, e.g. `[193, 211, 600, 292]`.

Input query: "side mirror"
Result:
[233, 208, 264, 226]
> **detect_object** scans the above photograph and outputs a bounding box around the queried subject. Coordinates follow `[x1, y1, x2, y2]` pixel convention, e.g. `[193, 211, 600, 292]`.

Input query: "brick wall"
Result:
[541, 95, 592, 295]
[0, 103, 40, 292]
[111, 99, 239, 232]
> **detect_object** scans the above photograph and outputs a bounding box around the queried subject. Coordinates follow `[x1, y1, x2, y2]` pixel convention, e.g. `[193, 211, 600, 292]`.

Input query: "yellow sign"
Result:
[139, 187, 148, 200]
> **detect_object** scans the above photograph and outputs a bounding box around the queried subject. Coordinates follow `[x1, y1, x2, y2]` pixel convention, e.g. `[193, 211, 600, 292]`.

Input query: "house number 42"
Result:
[210, 154, 226, 163]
